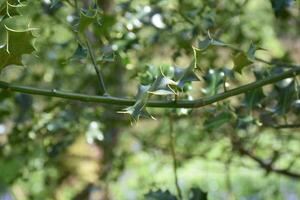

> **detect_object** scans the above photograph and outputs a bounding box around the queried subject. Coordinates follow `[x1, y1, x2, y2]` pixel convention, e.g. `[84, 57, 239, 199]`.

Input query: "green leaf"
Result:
[0, 27, 35, 69]
[201, 69, 226, 96]
[243, 88, 265, 110]
[144, 189, 177, 200]
[6, 0, 27, 17]
[189, 187, 208, 200]
[69, 43, 87, 61]
[274, 79, 296, 115]
[233, 52, 253, 74]
[119, 85, 154, 123]
[78, 9, 97, 33]
[233, 43, 264, 73]
[148, 75, 177, 96]
[196, 36, 227, 51]
[243, 70, 266, 110]
[174, 65, 200, 89]
[204, 112, 234, 131]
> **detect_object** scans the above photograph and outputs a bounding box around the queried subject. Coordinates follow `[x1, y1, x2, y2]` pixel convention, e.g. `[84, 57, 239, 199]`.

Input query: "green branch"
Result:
[1, 67, 300, 108]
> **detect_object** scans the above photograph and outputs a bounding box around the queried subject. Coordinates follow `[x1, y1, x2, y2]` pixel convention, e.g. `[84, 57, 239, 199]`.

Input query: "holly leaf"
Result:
[119, 85, 154, 123]
[189, 187, 208, 200]
[201, 69, 226, 96]
[274, 79, 296, 115]
[233, 52, 253, 74]
[196, 36, 227, 51]
[174, 65, 200, 89]
[148, 75, 177, 96]
[243, 88, 265, 110]
[69, 43, 87, 61]
[0, 4, 35, 70]
[5, 0, 27, 17]
[144, 189, 177, 200]
[78, 9, 97, 33]
[0, 26, 35, 69]
[233, 43, 265, 73]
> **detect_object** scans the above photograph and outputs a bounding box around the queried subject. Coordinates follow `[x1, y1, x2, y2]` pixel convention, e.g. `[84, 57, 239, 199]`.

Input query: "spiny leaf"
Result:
[233, 52, 253, 74]
[233, 43, 264, 74]
[118, 85, 154, 123]
[0, 2, 35, 70]
[196, 36, 227, 51]
[0, 25, 35, 69]
[78, 8, 97, 33]
[5, 0, 27, 17]
[274, 79, 296, 115]
[189, 187, 208, 200]
[148, 75, 177, 96]
[173, 64, 200, 89]
[69, 43, 87, 61]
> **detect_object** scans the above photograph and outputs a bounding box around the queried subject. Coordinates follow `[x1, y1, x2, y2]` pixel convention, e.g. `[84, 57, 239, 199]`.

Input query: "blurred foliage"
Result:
[0, 0, 300, 199]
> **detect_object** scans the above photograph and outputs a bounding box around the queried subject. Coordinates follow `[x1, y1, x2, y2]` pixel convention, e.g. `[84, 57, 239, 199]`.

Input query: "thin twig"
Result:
[168, 115, 183, 200]
[85, 35, 108, 96]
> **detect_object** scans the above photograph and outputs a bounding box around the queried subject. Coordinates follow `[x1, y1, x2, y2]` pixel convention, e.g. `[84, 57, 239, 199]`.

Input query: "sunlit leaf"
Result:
[148, 75, 177, 96]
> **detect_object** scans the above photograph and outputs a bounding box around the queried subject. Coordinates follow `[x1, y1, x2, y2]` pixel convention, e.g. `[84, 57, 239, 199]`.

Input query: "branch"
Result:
[231, 135, 300, 179]
[237, 145, 300, 179]
[0, 67, 300, 108]
[273, 124, 300, 129]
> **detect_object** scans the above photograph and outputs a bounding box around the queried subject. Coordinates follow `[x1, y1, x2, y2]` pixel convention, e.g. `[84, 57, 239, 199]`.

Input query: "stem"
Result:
[168, 115, 182, 200]
[0, 67, 300, 108]
[85, 35, 108, 96]
[73, 0, 107, 95]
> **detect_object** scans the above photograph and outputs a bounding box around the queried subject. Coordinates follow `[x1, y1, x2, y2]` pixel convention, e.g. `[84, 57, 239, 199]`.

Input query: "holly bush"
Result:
[0, 0, 300, 199]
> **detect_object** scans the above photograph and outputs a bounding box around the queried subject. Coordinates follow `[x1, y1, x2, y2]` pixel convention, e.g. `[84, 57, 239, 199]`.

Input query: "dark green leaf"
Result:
[144, 189, 177, 200]
[78, 9, 97, 33]
[69, 44, 87, 61]
[202, 69, 225, 96]
[274, 79, 296, 115]
[189, 187, 208, 200]
[196, 36, 227, 51]
[233, 52, 253, 74]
